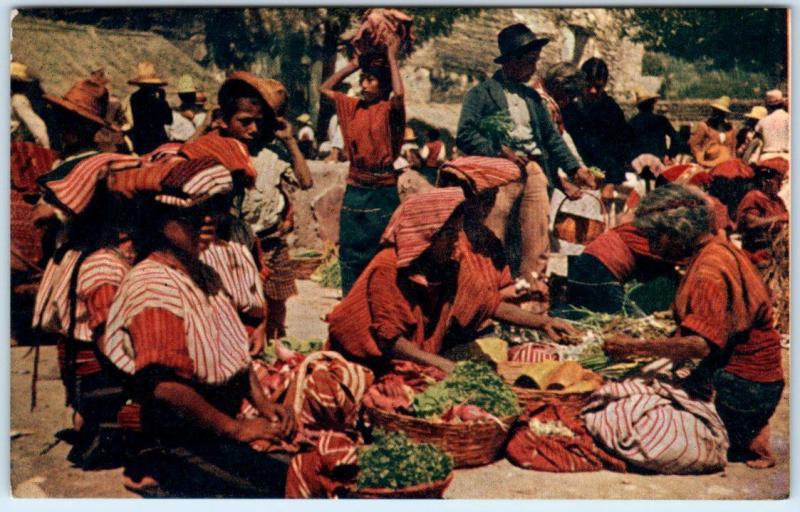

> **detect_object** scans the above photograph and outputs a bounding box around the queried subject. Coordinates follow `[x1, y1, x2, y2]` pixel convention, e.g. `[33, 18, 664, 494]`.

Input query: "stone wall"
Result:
[287, 161, 348, 250]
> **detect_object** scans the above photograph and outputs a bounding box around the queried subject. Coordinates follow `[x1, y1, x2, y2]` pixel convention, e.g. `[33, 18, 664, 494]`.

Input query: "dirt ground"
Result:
[9, 279, 791, 500]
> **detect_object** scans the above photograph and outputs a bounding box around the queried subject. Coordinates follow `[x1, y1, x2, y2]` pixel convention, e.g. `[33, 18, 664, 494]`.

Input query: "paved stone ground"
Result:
[10, 280, 790, 499]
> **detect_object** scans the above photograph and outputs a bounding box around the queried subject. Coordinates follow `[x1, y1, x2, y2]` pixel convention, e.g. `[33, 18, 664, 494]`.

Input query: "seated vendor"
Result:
[603, 184, 784, 469]
[103, 158, 295, 496]
[735, 157, 789, 266]
[326, 187, 576, 374]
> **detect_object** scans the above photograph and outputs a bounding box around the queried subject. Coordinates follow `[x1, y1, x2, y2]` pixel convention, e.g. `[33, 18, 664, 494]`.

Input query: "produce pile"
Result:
[357, 430, 453, 490]
[763, 227, 789, 334]
[495, 309, 677, 380]
[528, 418, 576, 438]
[412, 361, 521, 419]
[310, 254, 341, 289]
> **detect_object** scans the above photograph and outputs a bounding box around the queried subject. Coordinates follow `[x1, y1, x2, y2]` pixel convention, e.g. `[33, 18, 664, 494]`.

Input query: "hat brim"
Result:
[765, 100, 785, 107]
[494, 38, 550, 64]
[11, 74, 33, 82]
[44, 94, 118, 131]
[636, 95, 660, 105]
[710, 104, 732, 114]
[128, 78, 168, 86]
[220, 74, 282, 118]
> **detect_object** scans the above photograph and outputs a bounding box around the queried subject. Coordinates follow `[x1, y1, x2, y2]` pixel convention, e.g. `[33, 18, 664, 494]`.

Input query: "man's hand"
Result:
[574, 167, 598, 189]
[536, 315, 579, 342]
[561, 179, 583, 200]
[274, 117, 294, 142]
[603, 335, 639, 359]
[500, 144, 527, 168]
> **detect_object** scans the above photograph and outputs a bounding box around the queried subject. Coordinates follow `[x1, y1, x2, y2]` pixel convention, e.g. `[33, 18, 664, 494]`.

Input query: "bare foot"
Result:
[745, 457, 775, 469]
[122, 473, 160, 493]
[744, 425, 775, 469]
[72, 411, 84, 432]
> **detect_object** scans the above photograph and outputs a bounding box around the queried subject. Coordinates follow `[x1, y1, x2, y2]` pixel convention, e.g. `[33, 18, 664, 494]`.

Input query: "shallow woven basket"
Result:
[497, 361, 594, 409]
[365, 406, 517, 468]
[348, 473, 453, 499]
[290, 256, 325, 279]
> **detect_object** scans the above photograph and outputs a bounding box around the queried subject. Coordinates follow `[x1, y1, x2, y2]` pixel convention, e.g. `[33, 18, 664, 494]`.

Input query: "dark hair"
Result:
[218, 80, 268, 122]
[427, 128, 441, 141]
[543, 62, 587, 98]
[581, 57, 609, 83]
[178, 92, 197, 106]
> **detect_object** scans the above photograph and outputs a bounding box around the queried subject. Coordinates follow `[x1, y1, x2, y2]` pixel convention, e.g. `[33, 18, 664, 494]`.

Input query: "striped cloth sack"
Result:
[437, 156, 521, 193]
[509, 343, 560, 363]
[285, 430, 359, 498]
[581, 378, 729, 474]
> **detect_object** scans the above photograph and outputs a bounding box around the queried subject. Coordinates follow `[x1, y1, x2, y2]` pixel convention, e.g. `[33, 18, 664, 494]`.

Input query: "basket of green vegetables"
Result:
[349, 430, 454, 499]
[364, 361, 520, 468]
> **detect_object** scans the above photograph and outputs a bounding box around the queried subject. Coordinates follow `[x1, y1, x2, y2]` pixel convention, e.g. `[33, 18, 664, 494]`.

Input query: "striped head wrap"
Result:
[380, 187, 465, 268]
[436, 156, 521, 194]
[180, 130, 257, 186]
[155, 156, 233, 208]
[38, 152, 142, 217]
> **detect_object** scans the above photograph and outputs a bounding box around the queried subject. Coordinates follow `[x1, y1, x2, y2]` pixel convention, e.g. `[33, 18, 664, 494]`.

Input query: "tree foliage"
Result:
[619, 8, 787, 82]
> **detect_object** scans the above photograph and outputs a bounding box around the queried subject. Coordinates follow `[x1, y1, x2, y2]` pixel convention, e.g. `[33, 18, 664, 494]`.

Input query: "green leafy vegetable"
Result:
[259, 337, 323, 363]
[412, 361, 520, 418]
[357, 430, 453, 490]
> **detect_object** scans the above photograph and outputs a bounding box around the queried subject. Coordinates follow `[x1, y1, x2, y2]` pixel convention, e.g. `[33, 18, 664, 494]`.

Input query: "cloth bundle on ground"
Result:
[506, 401, 626, 472]
[581, 378, 729, 474]
[242, 349, 374, 452]
[285, 430, 360, 498]
[350, 8, 415, 56]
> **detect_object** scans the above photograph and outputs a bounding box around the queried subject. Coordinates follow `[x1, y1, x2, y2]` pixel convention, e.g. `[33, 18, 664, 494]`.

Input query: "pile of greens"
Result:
[412, 361, 521, 419]
[357, 430, 453, 490]
[310, 255, 341, 289]
[478, 111, 514, 149]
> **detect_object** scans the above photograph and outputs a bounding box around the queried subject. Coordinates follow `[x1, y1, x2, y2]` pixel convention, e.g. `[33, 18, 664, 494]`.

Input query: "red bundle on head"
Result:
[709, 159, 755, 180]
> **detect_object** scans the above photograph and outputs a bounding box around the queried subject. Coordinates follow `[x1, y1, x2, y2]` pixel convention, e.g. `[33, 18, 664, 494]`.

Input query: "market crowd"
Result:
[11, 10, 789, 498]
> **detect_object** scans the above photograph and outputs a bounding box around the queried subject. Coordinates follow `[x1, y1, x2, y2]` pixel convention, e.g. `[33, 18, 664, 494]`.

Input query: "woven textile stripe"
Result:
[285, 431, 359, 498]
[582, 378, 729, 474]
[438, 156, 521, 193]
[380, 187, 465, 267]
[179, 131, 257, 183]
[155, 163, 233, 207]
[104, 257, 251, 384]
[42, 152, 141, 215]
[32, 250, 81, 335]
[72, 249, 132, 341]
[200, 241, 266, 319]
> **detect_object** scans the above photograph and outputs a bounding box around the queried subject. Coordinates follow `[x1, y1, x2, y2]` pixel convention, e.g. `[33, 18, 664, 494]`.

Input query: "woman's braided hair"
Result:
[634, 184, 713, 256]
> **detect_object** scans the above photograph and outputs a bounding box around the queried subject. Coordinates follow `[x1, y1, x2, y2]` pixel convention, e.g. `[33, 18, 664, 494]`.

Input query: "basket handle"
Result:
[553, 191, 610, 233]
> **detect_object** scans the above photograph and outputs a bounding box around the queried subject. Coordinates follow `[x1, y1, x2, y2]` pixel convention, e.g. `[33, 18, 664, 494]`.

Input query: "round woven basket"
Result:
[348, 473, 453, 499]
[497, 361, 594, 409]
[365, 406, 517, 468]
[290, 256, 325, 279]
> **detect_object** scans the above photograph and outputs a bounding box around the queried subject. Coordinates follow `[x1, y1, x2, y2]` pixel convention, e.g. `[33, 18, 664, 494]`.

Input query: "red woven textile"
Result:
[506, 402, 626, 473]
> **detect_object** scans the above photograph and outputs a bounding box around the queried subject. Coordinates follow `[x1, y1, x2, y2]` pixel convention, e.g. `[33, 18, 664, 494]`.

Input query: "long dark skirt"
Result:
[339, 184, 400, 295]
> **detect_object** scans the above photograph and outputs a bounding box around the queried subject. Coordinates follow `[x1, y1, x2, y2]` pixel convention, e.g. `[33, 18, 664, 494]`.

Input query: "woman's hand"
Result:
[234, 403, 296, 444]
[574, 167, 598, 189]
[274, 117, 294, 142]
[538, 316, 580, 342]
[259, 402, 297, 439]
[500, 145, 527, 168]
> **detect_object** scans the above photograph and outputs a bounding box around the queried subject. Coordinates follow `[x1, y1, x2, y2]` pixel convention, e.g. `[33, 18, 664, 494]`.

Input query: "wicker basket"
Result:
[348, 473, 453, 499]
[497, 361, 594, 409]
[553, 193, 608, 245]
[365, 406, 517, 468]
[290, 256, 325, 279]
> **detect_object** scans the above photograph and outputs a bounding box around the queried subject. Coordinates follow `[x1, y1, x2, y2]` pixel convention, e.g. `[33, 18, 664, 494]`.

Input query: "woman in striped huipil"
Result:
[32, 150, 142, 468]
[604, 184, 784, 469]
[103, 158, 295, 496]
[327, 187, 576, 374]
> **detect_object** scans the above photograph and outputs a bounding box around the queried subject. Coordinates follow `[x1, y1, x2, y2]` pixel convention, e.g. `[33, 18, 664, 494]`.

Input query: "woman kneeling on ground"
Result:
[327, 187, 576, 374]
[603, 184, 784, 469]
[103, 158, 295, 496]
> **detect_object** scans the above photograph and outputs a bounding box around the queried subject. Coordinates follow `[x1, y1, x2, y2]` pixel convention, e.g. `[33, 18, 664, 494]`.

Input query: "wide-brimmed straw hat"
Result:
[219, 71, 288, 118]
[44, 78, 117, 129]
[494, 23, 550, 64]
[296, 113, 311, 124]
[128, 62, 168, 86]
[635, 88, 660, 105]
[176, 74, 197, 94]
[765, 89, 785, 107]
[11, 62, 33, 82]
[709, 95, 732, 114]
[403, 127, 416, 142]
[744, 106, 768, 120]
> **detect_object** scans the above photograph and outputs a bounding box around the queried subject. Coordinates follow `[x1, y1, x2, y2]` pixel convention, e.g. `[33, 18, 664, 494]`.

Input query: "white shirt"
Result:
[240, 146, 298, 234]
[165, 111, 197, 142]
[298, 125, 316, 143]
[755, 109, 790, 154]
[11, 94, 50, 148]
[504, 89, 540, 156]
[327, 115, 344, 150]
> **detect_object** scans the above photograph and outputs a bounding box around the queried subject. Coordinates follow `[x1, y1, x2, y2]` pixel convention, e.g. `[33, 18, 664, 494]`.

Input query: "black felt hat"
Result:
[494, 23, 550, 64]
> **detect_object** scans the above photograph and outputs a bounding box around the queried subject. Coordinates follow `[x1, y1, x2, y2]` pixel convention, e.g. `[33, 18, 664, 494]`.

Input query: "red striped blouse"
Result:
[673, 238, 783, 383]
[104, 252, 252, 384]
[199, 240, 266, 320]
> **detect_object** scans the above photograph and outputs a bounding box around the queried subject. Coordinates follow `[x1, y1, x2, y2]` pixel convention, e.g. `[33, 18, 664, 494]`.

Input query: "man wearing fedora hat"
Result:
[456, 23, 595, 308]
[629, 89, 678, 163]
[127, 62, 172, 154]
